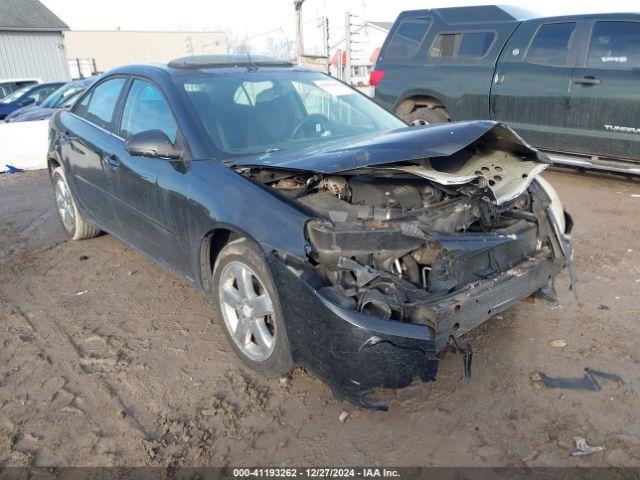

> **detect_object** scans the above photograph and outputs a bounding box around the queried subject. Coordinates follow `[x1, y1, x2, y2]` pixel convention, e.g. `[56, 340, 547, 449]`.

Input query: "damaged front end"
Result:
[235, 122, 574, 409]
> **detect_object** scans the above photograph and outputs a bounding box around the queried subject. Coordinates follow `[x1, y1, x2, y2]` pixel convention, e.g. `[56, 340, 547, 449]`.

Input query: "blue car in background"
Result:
[0, 82, 64, 120]
[4, 78, 96, 123]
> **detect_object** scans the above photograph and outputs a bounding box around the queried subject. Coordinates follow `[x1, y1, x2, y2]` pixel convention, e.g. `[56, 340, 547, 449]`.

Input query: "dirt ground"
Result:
[0, 168, 639, 468]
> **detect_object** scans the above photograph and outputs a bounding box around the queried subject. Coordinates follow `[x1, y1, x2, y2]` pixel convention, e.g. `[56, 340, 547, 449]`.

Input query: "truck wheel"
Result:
[212, 237, 293, 376]
[52, 166, 100, 240]
[404, 107, 449, 125]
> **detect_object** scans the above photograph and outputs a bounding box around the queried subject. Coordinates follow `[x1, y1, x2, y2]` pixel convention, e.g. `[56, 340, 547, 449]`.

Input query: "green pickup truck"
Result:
[372, 6, 640, 174]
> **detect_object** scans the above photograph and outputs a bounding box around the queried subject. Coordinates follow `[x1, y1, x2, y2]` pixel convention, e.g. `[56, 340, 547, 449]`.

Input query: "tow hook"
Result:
[448, 335, 473, 382]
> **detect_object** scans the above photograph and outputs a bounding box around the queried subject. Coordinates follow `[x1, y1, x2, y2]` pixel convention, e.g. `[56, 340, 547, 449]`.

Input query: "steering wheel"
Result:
[290, 114, 330, 139]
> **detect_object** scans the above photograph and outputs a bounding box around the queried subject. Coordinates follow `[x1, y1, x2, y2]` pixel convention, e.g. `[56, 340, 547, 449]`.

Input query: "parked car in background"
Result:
[5, 78, 96, 123]
[0, 78, 39, 99]
[373, 6, 640, 174]
[0, 82, 64, 120]
[47, 55, 573, 409]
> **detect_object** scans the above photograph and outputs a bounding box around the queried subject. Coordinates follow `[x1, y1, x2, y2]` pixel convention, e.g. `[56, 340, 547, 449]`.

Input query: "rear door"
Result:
[565, 19, 640, 160]
[491, 20, 579, 151]
[109, 78, 188, 270]
[62, 77, 127, 231]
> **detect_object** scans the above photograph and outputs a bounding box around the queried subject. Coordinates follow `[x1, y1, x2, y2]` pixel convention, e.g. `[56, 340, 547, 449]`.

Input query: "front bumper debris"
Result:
[266, 251, 564, 410]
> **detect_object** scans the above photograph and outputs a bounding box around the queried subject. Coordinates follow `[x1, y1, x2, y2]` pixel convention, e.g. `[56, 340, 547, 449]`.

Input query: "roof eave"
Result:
[0, 26, 68, 32]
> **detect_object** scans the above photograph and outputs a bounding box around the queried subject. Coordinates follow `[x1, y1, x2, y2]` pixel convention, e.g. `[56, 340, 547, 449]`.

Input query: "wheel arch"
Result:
[395, 93, 451, 120]
[199, 225, 265, 293]
[47, 151, 62, 177]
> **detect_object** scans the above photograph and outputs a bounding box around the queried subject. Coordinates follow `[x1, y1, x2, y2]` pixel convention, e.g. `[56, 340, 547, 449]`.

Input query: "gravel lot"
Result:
[1, 168, 639, 467]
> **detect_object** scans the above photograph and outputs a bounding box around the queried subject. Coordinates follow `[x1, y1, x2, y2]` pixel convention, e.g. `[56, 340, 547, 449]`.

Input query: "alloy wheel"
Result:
[218, 260, 276, 362]
[55, 177, 75, 233]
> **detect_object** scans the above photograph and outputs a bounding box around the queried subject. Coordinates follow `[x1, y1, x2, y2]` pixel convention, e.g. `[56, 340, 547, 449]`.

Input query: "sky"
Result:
[41, 0, 640, 54]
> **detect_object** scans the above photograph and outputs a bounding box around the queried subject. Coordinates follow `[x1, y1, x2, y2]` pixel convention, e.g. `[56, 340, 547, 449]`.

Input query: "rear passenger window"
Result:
[119, 80, 177, 142]
[429, 31, 495, 59]
[76, 78, 126, 130]
[383, 17, 432, 60]
[526, 22, 577, 66]
[588, 21, 640, 68]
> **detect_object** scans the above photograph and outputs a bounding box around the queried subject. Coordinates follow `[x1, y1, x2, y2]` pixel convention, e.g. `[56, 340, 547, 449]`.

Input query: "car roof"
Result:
[168, 54, 294, 69]
[106, 55, 303, 80]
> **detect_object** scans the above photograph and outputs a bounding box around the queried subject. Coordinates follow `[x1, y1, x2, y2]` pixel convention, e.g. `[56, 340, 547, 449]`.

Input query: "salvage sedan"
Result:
[48, 55, 574, 409]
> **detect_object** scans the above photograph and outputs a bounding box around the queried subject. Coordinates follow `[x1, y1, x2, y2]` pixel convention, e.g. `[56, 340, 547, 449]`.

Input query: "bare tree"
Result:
[263, 37, 296, 61]
[226, 30, 250, 54]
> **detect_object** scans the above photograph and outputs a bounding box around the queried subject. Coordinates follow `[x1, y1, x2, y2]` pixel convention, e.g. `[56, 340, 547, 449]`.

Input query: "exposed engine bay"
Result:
[234, 133, 573, 345]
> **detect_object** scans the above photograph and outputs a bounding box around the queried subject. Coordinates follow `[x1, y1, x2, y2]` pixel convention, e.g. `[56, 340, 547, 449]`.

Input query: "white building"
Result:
[64, 30, 228, 78]
[0, 0, 71, 84]
[330, 21, 392, 93]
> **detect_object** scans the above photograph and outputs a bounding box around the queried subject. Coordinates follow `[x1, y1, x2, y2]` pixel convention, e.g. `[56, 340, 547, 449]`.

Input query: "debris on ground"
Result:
[75, 290, 88, 296]
[571, 436, 605, 457]
[79, 255, 89, 261]
[538, 368, 624, 392]
[339, 411, 350, 424]
[550, 340, 567, 348]
[598, 304, 610, 310]
[5, 165, 24, 174]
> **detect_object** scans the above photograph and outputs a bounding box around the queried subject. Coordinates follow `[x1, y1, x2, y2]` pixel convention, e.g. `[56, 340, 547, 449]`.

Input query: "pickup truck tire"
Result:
[52, 166, 101, 241]
[404, 107, 449, 125]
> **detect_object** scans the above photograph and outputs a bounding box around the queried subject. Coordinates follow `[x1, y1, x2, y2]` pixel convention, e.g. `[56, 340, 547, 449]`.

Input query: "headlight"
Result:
[536, 176, 566, 234]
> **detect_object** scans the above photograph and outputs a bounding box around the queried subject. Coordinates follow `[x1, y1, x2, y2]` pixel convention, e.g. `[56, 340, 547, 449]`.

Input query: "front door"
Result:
[109, 78, 189, 271]
[491, 21, 579, 152]
[565, 19, 640, 160]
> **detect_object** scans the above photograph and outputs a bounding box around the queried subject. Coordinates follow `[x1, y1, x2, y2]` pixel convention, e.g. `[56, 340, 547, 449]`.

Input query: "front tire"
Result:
[212, 237, 293, 376]
[52, 166, 100, 240]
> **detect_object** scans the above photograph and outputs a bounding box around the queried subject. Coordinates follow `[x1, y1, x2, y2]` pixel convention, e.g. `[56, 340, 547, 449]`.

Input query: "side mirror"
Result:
[124, 130, 183, 160]
[20, 97, 36, 106]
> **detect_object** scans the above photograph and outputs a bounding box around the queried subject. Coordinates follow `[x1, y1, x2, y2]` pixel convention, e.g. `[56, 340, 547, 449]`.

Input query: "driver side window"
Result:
[119, 79, 178, 143]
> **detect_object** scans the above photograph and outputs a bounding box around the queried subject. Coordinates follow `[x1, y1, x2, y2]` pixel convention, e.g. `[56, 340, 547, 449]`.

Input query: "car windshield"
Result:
[1, 85, 31, 104]
[41, 83, 84, 108]
[59, 89, 84, 108]
[177, 70, 405, 156]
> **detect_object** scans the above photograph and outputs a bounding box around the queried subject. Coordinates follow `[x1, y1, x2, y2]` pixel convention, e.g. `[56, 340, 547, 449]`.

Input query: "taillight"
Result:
[369, 69, 385, 87]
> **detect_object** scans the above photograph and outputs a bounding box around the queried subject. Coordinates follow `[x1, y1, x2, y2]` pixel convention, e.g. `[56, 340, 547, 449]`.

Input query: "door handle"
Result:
[102, 153, 120, 169]
[493, 72, 505, 85]
[572, 76, 600, 86]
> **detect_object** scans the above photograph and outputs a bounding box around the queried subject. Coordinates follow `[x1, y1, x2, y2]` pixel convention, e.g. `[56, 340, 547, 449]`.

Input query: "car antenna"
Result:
[246, 49, 258, 72]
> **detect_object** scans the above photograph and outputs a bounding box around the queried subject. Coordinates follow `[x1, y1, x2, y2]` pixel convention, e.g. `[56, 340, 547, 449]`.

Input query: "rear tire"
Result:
[212, 237, 293, 376]
[403, 107, 449, 125]
[52, 166, 100, 240]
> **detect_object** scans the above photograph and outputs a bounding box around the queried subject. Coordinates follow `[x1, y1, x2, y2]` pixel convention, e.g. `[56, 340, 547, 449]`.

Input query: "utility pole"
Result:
[323, 17, 330, 74]
[293, 0, 306, 66]
[186, 36, 194, 55]
[344, 11, 351, 85]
